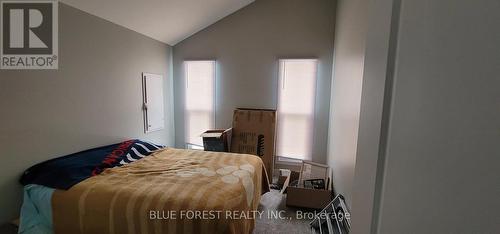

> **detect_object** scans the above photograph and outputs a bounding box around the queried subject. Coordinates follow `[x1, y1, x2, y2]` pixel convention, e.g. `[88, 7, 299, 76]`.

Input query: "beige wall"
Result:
[0, 3, 174, 224]
[172, 0, 335, 164]
[327, 0, 368, 206]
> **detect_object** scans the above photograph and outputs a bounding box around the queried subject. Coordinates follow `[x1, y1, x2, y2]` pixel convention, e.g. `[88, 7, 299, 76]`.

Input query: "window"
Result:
[276, 59, 317, 160]
[184, 60, 216, 148]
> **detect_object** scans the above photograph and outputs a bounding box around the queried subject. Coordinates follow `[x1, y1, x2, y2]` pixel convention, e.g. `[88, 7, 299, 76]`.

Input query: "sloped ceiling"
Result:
[60, 0, 255, 45]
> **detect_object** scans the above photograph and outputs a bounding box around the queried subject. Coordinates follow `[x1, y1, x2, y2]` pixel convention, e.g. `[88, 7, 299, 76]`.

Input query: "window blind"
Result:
[184, 60, 215, 147]
[276, 59, 318, 160]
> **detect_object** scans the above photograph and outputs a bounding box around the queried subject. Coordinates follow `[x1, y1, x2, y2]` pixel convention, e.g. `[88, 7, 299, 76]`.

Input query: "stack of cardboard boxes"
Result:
[201, 108, 333, 209]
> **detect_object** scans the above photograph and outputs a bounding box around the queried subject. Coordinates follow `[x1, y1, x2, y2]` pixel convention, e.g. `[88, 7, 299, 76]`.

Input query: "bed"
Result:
[19, 140, 269, 234]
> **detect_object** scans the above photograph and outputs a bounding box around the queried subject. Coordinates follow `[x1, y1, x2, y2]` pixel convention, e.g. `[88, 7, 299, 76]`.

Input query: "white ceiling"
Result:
[60, 0, 254, 45]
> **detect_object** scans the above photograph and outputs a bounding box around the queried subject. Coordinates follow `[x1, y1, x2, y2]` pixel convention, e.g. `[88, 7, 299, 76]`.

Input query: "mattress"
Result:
[20, 148, 268, 234]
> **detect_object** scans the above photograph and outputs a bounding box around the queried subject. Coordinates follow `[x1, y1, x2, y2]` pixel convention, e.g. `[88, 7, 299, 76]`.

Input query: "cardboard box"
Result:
[201, 128, 232, 152]
[230, 108, 276, 179]
[286, 186, 332, 209]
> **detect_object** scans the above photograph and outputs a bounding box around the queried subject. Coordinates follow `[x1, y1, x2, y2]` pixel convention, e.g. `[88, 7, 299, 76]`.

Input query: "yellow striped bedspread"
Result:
[52, 148, 269, 234]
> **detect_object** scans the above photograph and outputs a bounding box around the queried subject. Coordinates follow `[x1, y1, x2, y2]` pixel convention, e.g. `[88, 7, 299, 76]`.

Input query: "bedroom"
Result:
[0, 0, 499, 233]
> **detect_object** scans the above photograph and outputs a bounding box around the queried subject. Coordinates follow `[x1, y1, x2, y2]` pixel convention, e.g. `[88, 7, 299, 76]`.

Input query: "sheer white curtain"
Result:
[184, 60, 215, 147]
[276, 59, 318, 160]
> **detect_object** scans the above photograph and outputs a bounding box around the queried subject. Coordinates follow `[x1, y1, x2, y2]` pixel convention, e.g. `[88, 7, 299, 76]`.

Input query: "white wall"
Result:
[327, 0, 368, 206]
[353, 0, 500, 233]
[0, 4, 174, 224]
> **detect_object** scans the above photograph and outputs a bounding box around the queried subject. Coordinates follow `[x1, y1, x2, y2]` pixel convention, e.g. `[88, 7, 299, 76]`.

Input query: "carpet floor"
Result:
[254, 189, 313, 234]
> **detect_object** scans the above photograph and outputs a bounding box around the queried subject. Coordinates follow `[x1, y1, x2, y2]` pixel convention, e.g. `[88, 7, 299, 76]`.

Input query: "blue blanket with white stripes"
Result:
[20, 140, 163, 190]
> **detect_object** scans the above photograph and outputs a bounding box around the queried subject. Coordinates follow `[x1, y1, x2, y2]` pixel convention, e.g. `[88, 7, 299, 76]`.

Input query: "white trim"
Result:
[185, 143, 204, 150]
[350, 0, 401, 233]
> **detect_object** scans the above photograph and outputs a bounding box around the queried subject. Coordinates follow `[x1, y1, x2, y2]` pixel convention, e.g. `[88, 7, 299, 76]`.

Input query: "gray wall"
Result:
[354, 0, 500, 233]
[327, 0, 368, 206]
[0, 4, 174, 224]
[172, 0, 335, 164]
